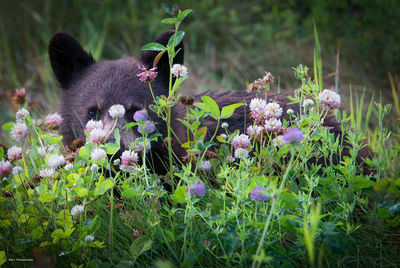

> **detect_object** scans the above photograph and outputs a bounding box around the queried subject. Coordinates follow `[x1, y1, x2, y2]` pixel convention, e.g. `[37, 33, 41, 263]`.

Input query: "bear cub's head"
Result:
[49, 31, 183, 154]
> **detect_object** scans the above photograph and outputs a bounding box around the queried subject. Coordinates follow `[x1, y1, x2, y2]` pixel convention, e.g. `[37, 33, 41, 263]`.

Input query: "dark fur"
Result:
[49, 31, 372, 174]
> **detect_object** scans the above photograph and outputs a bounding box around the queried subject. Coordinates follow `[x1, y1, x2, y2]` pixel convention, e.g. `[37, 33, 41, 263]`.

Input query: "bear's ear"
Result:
[49, 32, 95, 89]
[140, 30, 184, 80]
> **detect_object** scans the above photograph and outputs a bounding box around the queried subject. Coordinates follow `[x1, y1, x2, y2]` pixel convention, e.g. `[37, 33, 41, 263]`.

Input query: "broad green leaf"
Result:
[78, 144, 93, 160]
[221, 103, 244, 119]
[348, 176, 375, 191]
[123, 122, 138, 131]
[178, 9, 192, 22]
[31, 226, 44, 240]
[76, 187, 89, 197]
[1, 122, 14, 132]
[141, 42, 167, 51]
[104, 142, 120, 155]
[0, 251, 6, 266]
[216, 136, 226, 143]
[161, 18, 178, 24]
[129, 235, 152, 260]
[201, 96, 220, 119]
[121, 188, 139, 198]
[168, 31, 185, 48]
[171, 186, 186, 204]
[194, 127, 207, 141]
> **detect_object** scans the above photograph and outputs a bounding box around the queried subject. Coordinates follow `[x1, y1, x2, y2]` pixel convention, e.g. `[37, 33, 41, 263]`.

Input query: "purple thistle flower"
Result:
[133, 110, 148, 122]
[186, 181, 205, 197]
[137, 65, 157, 83]
[138, 121, 155, 135]
[251, 186, 269, 201]
[283, 128, 304, 143]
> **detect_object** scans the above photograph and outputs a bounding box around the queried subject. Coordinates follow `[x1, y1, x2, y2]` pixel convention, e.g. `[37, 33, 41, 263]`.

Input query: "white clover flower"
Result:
[226, 155, 236, 163]
[64, 163, 74, 171]
[12, 166, 23, 175]
[89, 128, 107, 144]
[287, 108, 295, 115]
[0, 160, 12, 178]
[108, 104, 125, 118]
[221, 122, 229, 129]
[234, 148, 249, 159]
[246, 125, 264, 139]
[39, 168, 55, 178]
[263, 102, 283, 119]
[171, 64, 188, 78]
[232, 134, 251, 149]
[131, 138, 151, 153]
[86, 120, 103, 132]
[220, 134, 227, 139]
[318, 89, 341, 110]
[45, 112, 63, 130]
[16, 108, 29, 123]
[37, 147, 46, 158]
[249, 98, 267, 114]
[11, 123, 29, 142]
[302, 99, 314, 109]
[70, 204, 85, 217]
[272, 135, 286, 147]
[7, 146, 22, 161]
[85, 235, 94, 242]
[48, 154, 65, 169]
[199, 160, 211, 172]
[113, 159, 121, 165]
[121, 150, 138, 166]
[91, 148, 107, 162]
[264, 118, 282, 132]
[90, 164, 99, 172]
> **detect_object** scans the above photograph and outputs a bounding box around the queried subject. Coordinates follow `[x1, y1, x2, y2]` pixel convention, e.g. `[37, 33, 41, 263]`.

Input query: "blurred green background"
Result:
[0, 0, 399, 126]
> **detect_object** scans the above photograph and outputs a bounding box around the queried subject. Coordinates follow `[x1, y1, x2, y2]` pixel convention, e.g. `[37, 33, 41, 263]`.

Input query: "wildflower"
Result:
[302, 99, 314, 109]
[113, 159, 121, 165]
[16, 108, 29, 123]
[186, 181, 205, 197]
[249, 98, 267, 114]
[226, 155, 236, 163]
[7, 146, 22, 161]
[171, 64, 188, 78]
[86, 120, 103, 132]
[48, 154, 65, 169]
[108, 104, 125, 118]
[89, 128, 107, 144]
[121, 150, 138, 166]
[45, 112, 63, 130]
[12, 166, 23, 175]
[131, 138, 151, 153]
[0, 160, 12, 178]
[220, 134, 227, 139]
[91, 148, 107, 162]
[137, 65, 157, 83]
[235, 148, 249, 159]
[85, 235, 94, 242]
[287, 108, 295, 115]
[199, 160, 211, 172]
[221, 122, 229, 129]
[39, 168, 55, 178]
[133, 110, 148, 122]
[251, 186, 269, 201]
[246, 125, 264, 140]
[264, 118, 282, 132]
[37, 147, 46, 158]
[11, 123, 29, 142]
[90, 164, 99, 172]
[318, 89, 341, 110]
[264, 102, 283, 119]
[262, 72, 274, 83]
[70, 204, 85, 217]
[283, 128, 304, 143]
[64, 163, 73, 171]
[180, 95, 194, 106]
[138, 121, 156, 135]
[247, 78, 265, 92]
[232, 134, 251, 149]
[12, 88, 26, 106]
[272, 135, 286, 147]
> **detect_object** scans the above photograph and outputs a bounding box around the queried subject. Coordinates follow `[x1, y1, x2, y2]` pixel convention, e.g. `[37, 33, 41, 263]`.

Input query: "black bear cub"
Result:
[49, 30, 372, 174]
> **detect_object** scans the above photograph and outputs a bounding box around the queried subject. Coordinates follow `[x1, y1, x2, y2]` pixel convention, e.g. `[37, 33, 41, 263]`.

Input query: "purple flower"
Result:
[137, 65, 157, 83]
[251, 186, 269, 201]
[133, 110, 148, 122]
[138, 121, 155, 134]
[283, 128, 304, 143]
[186, 182, 205, 197]
[0, 160, 12, 178]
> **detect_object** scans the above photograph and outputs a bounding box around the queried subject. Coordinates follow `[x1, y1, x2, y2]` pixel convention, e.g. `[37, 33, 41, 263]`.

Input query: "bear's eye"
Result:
[88, 107, 98, 119]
